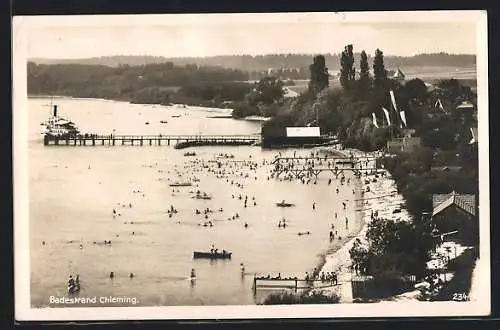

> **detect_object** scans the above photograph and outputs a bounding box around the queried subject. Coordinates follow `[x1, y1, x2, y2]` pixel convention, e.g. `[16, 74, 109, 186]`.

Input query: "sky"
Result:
[14, 11, 484, 59]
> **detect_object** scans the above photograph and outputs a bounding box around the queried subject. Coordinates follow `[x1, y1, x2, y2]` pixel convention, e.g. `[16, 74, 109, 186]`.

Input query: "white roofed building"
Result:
[261, 126, 329, 147]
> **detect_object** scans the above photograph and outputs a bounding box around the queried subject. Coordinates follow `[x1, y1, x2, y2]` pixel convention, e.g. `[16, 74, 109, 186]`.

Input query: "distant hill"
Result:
[30, 53, 476, 72]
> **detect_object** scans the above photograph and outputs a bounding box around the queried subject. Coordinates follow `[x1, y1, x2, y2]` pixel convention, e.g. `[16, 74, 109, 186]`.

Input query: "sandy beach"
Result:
[310, 147, 412, 302]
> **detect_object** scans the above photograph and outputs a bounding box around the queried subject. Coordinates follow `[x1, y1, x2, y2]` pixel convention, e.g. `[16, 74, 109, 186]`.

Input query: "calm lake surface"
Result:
[28, 97, 359, 307]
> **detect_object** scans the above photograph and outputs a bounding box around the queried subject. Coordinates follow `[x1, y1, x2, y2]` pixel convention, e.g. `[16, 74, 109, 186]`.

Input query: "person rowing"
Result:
[75, 274, 81, 291]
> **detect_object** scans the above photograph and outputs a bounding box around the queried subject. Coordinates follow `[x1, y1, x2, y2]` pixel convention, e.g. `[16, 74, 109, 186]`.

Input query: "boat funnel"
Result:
[53, 104, 58, 117]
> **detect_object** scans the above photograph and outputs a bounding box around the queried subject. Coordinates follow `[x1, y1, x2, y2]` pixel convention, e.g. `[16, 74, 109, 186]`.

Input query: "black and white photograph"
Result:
[13, 11, 490, 320]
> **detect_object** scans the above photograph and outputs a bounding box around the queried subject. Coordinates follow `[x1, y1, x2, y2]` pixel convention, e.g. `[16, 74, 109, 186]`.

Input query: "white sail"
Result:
[382, 107, 391, 126]
[435, 98, 445, 111]
[389, 90, 398, 112]
[372, 113, 379, 128]
[399, 110, 407, 127]
[469, 127, 477, 144]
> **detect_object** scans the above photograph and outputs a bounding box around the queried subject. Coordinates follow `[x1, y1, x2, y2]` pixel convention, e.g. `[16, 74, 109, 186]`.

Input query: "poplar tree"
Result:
[340, 44, 355, 91]
[373, 48, 387, 88]
[358, 50, 371, 95]
[308, 55, 329, 94]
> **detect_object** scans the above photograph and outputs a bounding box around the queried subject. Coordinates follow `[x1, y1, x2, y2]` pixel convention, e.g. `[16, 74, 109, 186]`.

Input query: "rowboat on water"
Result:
[193, 251, 232, 259]
[193, 192, 212, 199]
[169, 182, 192, 187]
[276, 200, 295, 207]
[194, 195, 212, 200]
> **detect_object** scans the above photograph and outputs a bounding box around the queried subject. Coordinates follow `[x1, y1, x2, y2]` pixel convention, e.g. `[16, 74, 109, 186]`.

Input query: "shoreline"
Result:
[28, 94, 236, 113]
[289, 147, 368, 299]
[308, 147, 407, 303]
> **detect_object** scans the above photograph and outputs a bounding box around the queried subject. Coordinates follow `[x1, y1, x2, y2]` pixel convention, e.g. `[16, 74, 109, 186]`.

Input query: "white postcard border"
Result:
[13, 10, 490, 321]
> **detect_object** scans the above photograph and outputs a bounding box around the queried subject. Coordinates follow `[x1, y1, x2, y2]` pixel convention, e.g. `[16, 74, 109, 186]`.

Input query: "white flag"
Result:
[372, 113, 379, 128]
[469, 127, 476, 144]
[382, 107, 391, 126]
[399, 111, 407, 127]
[435, 98, 444, 111]
[389, 90, 398, 112]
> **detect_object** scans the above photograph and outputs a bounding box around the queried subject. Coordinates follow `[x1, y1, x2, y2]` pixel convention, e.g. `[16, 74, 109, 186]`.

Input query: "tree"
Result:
[340, 45, 356, 91]
[400, 78, 428, 104]
[357, 50, 371, 97]
[373, 48, 388, 88]
[350, 217, 436, 280]
[252, 76, 285, 106]
[308, 55, 329, 95]
[340, 51, 349, 91]
[347, 45, 356, 81]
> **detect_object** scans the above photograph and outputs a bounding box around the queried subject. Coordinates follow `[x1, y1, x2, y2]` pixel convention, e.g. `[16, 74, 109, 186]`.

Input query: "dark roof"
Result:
[432, 191, 476, 217]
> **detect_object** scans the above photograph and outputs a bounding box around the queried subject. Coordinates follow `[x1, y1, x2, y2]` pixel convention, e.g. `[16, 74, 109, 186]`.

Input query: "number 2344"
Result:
[452, 293, 469, 301]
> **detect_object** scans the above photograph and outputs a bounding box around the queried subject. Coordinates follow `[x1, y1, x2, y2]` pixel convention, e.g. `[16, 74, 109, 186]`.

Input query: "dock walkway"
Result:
[252, 276, 340, 295]
[43, 134, 261, 147]
[271, 155, 379, 178]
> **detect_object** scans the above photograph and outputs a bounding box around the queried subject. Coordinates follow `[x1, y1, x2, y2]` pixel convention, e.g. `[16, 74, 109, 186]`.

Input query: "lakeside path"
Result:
[311, 147, 412, 302]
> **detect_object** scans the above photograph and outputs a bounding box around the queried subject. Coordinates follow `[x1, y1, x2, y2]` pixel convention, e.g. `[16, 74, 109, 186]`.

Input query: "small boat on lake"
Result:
[193, 194, 212, 200]
[276, 200, 295, 207]
[169, 182, 192, 187]
[160, 120, 168, 124]
[193, 251, 232, 259]
[171, 115, 181, 118]
[184, 152, 196, 156]
[145, 121, 150, 125]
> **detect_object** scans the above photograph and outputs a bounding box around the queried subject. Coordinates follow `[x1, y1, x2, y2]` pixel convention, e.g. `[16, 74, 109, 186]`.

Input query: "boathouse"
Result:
[260, 126, 327, 148]
[431, 191, 478, 246]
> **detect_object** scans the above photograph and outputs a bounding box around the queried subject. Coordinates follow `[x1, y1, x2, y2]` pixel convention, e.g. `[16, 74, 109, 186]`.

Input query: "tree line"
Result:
[27, 62, 252, 108]
[31, 52, 475, 75]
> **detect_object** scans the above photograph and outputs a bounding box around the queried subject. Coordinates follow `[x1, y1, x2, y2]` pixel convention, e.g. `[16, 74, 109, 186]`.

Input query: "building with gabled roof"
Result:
[432, 191, 476, 217]
[431, 191, 478, 246]
[392, 67, 405, 81]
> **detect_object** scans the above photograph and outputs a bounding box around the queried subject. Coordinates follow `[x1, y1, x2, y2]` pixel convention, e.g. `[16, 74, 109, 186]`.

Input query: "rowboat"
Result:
[276, 201, 295, 207]
[193, 251, 232, 259]
[169, 182, 192, 187]
[193, 192, 212, 199]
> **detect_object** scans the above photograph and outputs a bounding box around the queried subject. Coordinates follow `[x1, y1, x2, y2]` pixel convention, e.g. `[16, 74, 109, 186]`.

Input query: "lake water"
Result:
[28, 97, 360, 307]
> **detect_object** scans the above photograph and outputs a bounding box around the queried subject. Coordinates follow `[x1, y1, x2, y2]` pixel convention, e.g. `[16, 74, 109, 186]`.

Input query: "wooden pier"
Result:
[271, 156, 378, 179]
[43, 134, 261, 147]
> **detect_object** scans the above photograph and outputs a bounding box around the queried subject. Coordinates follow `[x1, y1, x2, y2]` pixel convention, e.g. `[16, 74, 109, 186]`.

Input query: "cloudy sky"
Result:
[15, 11, 484, 59]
